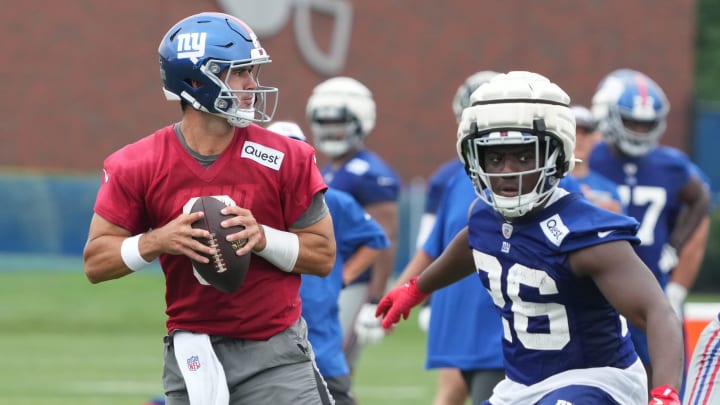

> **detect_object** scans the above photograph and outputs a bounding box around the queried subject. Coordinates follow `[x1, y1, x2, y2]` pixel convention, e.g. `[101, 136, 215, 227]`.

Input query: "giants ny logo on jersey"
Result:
[177, 32, 207, 61]
[540, 214, 570, 247]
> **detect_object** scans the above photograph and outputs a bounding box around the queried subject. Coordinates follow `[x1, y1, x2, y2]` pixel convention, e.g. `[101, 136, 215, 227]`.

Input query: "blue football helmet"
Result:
[158, 12, 278, 127]
[592, 69, 669, 157]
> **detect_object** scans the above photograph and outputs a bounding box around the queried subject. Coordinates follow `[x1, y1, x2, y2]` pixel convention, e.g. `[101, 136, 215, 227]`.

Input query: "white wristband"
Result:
[121, 234, 151, 271]
[256, 225, 299, 272]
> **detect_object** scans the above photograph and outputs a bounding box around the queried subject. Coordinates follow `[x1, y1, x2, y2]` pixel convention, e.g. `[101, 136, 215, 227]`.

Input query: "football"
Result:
[189, 196, 250, 294]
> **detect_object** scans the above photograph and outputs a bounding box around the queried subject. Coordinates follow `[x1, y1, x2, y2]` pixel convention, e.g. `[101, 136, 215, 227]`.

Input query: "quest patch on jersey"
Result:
[540, 214, 570, 247]
[241, 141, 284, 170]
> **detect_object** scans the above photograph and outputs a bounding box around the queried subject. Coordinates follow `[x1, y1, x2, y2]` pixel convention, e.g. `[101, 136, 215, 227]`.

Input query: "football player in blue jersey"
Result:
[416, 71, 500, 251]
[405, 70, 503, 405]
[589, 69, 711, 386]
[377, 71, 684, 404]
[306, 78, 402, 373]
[569, 105, 623, 213]
[399, 167, 505, 405]
[412, 71, 583, 405]
[267, 121, 390, 405]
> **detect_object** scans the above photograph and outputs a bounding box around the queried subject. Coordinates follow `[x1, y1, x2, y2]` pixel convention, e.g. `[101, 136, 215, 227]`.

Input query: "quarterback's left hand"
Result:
[649, 385, 680, 405]
[354, 302, 385, 345]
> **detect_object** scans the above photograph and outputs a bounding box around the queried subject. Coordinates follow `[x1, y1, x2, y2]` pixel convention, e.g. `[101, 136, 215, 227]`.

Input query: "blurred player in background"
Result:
[415, 71, 500, 250]
[83, 12, 336, 404]
[377, 71, 684, 404]
[268, 121, 390, 405]
[677, 165, 712, 402]
[569, 105, 622, 213]
[670, 163, 711, 320]
[306, 77, 401, 373]
[406, 70, 504, 405]
[590, 69, 711, 386]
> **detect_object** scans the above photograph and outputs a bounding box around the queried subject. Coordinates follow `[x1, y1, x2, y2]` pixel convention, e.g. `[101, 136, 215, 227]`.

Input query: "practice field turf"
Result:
[0, 268, 437, 404]
[3, 265, 716, 404]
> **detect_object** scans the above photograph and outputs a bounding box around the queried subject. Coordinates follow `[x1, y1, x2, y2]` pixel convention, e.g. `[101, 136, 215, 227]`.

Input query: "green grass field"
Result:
[2, 266, 716, 404]
[0, 269, 437, 404]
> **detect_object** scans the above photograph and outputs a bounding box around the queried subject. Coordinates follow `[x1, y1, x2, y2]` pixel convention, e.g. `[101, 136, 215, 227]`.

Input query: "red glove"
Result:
[649, 385, 680, 405]
[375, 276, 430, 330]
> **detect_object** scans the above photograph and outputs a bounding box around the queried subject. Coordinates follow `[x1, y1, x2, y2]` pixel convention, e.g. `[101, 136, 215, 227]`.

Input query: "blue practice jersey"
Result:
[321, 149, 400, 284]
[558, 175, 582, 194]
[589, 142, 694, 287]
[573, 171, 623, 211]
[300, 188, 389, 378]
[467, 191, 640, 385]
[423, 167, 504, 370]
[424, 158, 464, 215]
[321, 149, 401, 206]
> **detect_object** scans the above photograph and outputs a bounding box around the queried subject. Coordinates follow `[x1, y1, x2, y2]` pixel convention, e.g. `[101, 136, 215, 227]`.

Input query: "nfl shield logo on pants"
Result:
[186, 355, 201, 371]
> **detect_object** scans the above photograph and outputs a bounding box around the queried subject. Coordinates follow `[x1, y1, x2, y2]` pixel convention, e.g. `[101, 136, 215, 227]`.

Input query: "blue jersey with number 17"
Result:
[589, 143, 694, 288]
[467, 190, 640, 385]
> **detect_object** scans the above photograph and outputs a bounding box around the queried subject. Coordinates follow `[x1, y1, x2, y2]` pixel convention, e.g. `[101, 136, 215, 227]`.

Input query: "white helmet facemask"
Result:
[462, 130, 561, 218]
[196, 61, 278, 128]
[310, 120, 362, 158]
[603, 106, 666, 157]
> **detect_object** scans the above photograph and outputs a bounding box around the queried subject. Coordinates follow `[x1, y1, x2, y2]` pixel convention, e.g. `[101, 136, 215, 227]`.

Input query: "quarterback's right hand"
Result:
[376, 276, 430, 330]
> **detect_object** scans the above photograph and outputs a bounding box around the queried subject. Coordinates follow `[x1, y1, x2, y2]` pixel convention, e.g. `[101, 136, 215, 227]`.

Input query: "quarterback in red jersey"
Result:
[83, 12, 336, 405]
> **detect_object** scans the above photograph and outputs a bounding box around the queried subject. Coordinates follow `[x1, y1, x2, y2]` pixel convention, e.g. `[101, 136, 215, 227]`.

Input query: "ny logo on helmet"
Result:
[631, 94, 657, 120]
[177, 32, 207, 61]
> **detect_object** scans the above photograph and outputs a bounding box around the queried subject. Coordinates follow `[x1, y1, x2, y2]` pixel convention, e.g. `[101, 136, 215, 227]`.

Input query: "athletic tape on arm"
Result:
[256, 225, 299, 272]
[121, 234, 151, 271]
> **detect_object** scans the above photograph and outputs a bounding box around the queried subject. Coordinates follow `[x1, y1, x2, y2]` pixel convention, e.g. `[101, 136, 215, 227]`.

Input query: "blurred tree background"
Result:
[693, 0, 720, 293]
[695, 0, 720, 102]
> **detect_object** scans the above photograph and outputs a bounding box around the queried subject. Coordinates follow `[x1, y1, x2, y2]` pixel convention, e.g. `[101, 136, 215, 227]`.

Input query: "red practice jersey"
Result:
[94, 124, 327, 339]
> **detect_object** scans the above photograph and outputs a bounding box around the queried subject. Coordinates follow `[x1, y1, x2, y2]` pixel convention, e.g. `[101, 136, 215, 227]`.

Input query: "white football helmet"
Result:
[451, 70, 500, 123]
[592, 69, 669, 157]
[456, 71, 576, 218]
[267, 121, 307, 141]
[306, 76, 376, 158]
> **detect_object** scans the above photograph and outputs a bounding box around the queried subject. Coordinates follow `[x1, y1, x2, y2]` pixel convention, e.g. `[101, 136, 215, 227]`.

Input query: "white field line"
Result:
[685, 302, 720, 320]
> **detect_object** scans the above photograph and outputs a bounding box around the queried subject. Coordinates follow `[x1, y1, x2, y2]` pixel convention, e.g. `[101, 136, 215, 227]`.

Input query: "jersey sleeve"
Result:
[93, 145, 151, 234]
[424, 159, 463, 214]
[328, 190, 390, 252]
[353, 172, 400, 205]
[559, 175, 582, 193]
[281, 142, 328, 226]
[555, 198, 641, 254]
